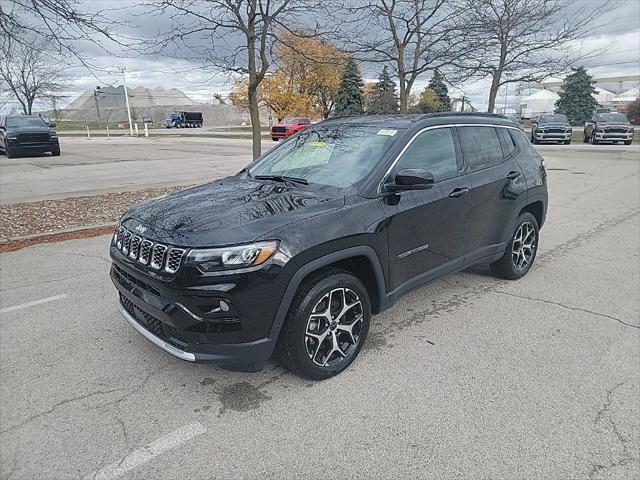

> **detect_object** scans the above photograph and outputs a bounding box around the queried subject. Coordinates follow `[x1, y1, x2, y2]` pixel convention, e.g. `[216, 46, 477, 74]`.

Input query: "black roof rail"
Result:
[419, 112, 508, 120]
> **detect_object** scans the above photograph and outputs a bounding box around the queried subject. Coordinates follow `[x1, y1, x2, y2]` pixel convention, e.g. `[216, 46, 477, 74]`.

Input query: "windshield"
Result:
[282, 117, 296, 124]
[6, 117, 47, 128]
[598, 113, 628, 122]
[539, 114, 568, 124]
[248, 126, 398, 188]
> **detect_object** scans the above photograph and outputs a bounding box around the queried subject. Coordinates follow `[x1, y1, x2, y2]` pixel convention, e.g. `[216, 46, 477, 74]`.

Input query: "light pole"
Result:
[118, 66, 134, 136]
[93, 86, 103, 127]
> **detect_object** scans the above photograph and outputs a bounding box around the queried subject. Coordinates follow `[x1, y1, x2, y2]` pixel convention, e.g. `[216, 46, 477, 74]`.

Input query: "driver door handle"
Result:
[449, 187, 469, 198]
[506, 171, 521, 180]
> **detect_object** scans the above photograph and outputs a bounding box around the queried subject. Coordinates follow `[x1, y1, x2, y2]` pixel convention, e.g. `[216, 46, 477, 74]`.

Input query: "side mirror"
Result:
[48, 121, 56, 128]
[386, 168, 434, 192]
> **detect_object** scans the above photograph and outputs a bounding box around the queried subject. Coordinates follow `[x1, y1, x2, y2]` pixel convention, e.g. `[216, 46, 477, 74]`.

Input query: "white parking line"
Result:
[90, 422, 207, 480]
[0, 294, 67, 314]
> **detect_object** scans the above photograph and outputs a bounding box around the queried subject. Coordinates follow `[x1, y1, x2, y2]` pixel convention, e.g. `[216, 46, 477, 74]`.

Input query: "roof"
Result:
[320, 112, 513, 129]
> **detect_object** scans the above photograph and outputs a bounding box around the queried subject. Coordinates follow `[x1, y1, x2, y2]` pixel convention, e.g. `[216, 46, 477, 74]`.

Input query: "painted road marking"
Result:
[0, 294, 68, 314]
[90, 422, 207, 480]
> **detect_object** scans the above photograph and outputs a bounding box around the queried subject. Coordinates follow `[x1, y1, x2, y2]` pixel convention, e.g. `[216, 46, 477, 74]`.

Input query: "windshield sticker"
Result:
[377, 129, 397, 136]
[310, 141, 328, 147]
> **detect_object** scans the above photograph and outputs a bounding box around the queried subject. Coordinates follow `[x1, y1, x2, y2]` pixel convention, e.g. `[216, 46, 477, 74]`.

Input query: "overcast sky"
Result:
[4, 0, 640, 112]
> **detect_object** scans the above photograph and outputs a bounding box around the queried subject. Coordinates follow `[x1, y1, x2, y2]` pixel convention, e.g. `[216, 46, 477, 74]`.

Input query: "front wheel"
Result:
[276, 268, 371, 380]
[51, 148, 60, 156]
[272, 137, 279, 141]
[6, 145, 16, 158]
[564, 140, 571, 145]
[624, 140, 632, 145]
[490, 212, 539, 280]
[591, 135, 598, 145]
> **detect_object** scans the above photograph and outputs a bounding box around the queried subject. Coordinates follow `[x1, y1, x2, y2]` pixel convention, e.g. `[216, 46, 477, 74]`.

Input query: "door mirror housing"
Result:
[385, 168, 435, 192]
[48, 121, 56, 128]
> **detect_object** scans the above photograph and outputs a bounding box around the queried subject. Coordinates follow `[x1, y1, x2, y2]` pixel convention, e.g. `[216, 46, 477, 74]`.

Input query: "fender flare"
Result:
[267, 246, 387, 340]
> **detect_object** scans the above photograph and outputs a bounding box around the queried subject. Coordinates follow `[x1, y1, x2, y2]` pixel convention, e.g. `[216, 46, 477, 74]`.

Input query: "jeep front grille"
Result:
[114, 227, 186, 274]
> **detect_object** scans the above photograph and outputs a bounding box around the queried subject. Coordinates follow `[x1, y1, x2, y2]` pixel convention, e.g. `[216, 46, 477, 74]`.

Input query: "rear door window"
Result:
[457, 126, 504, 171]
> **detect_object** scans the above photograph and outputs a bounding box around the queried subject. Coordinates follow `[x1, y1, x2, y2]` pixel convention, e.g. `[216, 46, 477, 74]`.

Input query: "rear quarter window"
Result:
[457, 126, 504, 171]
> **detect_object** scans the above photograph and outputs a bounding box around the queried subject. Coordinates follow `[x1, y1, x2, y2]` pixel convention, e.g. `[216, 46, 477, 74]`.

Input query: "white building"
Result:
[520, 90, 559, 118]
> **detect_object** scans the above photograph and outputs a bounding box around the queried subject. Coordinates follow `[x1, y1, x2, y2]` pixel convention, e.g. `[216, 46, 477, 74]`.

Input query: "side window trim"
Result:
[377, 124, 522, 193]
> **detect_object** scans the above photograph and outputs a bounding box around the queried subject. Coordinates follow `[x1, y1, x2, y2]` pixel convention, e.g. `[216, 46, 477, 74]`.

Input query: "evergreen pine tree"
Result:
[334, 58, 364, 116]
[554, 67, 598, 124]
[366, 66, 398, 114]
[427, 70, 451, 111]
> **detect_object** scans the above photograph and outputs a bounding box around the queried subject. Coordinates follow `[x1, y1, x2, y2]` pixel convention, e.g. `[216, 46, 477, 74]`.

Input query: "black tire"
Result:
[276, 268, 371, 380]
[624, 140, 632, 145]
[272, 137, 279, 141]
[51, 148, 60, 156]
[564, 140, 571, 145]
[591, 135, 598, 145]
[490, 212, 539, 280]
[6, 145, 16, 158]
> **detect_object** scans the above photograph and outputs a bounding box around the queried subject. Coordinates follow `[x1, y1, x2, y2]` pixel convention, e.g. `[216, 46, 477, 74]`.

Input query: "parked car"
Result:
[530, 114, 572, 144]
[165, 111, 203, 128]
[584, 112, 634, 145]
[270, 116, 311, 141]
[0, 115, 60, 158]
[110, 113, 547, 379]
[141, 115, 154, 124]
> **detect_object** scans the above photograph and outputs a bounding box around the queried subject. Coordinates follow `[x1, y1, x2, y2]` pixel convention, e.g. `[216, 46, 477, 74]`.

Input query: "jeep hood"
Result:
[121, 175, 345, 247]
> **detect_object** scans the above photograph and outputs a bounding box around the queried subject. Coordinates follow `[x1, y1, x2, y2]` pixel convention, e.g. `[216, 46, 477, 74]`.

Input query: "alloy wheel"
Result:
[305, 288, 364, 367]
[512, 221, 537, 271]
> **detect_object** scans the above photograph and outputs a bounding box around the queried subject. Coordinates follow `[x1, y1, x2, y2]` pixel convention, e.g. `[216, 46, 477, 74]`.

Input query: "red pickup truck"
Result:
[270, 117, 311, 141]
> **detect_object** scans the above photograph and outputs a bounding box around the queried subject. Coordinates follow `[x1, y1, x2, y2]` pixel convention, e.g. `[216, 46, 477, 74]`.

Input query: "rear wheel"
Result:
[277, 268, 371, 380]
[490, 212, 539, 280]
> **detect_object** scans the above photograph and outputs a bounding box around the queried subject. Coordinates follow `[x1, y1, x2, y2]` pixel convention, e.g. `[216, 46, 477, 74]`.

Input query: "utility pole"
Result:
[93, 86, 102, 127]
[118, 66, 134, 136]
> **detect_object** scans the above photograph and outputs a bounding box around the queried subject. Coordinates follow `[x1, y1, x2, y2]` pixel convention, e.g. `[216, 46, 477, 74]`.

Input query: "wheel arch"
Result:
[519, 200, 545, 228]
[269, 246, 387, 341]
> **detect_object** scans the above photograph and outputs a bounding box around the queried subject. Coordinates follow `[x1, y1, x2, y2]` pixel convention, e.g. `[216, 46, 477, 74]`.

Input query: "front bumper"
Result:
[7, 140, 58, 152]
[110, 247, 291, 371]
[594, 132, 633, 141]
[535, 132, 571, 142]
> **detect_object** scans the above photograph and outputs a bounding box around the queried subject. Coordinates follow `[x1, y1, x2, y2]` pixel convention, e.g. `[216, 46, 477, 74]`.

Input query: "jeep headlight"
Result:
[186, 241, 279, 272]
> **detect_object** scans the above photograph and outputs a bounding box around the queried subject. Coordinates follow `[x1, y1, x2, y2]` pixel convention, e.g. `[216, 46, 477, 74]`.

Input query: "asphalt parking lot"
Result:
[0, 137, 274, 204]
[0, 141, 639, 479]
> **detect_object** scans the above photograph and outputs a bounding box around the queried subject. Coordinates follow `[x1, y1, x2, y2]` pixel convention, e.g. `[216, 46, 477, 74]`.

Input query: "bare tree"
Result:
[462, 0, 611, 113]
[149, 0, 319, 159]
[0, 36, 67, 115]
[0, 0, 127, 60]
[341, 0, 472, 112]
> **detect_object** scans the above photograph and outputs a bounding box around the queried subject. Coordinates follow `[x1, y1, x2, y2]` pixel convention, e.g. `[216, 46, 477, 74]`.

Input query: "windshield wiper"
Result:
[254, 175, 308, 186]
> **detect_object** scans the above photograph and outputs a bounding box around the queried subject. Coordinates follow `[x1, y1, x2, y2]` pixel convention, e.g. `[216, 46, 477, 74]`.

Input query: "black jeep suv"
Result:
[0, 115, 60, 158]
[110, 113, 547, 379]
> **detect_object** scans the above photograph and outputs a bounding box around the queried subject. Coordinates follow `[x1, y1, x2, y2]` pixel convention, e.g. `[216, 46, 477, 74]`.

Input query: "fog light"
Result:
[207, 300, 229, 314]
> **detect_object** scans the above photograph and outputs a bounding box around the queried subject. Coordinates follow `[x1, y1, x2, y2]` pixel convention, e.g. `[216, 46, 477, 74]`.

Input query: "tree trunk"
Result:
[399, 79, 407, 113]
[248, 84, 262, 159]
[487, 73, 501, 113]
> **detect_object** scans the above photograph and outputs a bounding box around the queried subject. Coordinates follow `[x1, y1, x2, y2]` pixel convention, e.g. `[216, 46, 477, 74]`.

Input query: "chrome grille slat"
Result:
[139, 240, 153, 265]
[114, 227, 184, 274]
[165, 248, 186, 273]
[122, 231, 132, 254]
[129, 235, 142, 259]
[150, 244, 167, 270]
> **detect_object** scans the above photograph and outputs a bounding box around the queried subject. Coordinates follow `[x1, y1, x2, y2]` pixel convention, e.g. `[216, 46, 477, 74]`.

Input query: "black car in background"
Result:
[110, 113, 547, 379]
[584, 112, 634, 145]
[0, 115, 60, 158]
[530, 114, 572, 144]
